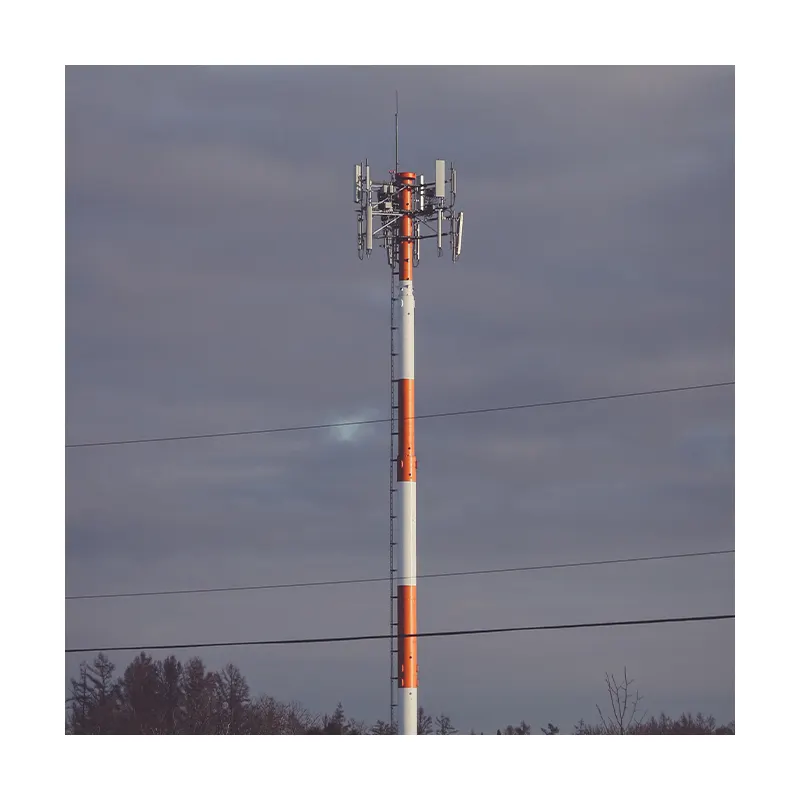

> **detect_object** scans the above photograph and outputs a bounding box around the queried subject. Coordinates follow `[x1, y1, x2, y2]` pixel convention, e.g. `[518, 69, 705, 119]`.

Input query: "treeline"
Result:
[65, 652, 733, 735]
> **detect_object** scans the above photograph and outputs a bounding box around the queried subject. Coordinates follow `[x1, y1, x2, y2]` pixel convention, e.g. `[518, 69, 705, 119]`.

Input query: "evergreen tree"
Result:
[541, 722, 560, 735]
[87, 653, 119, 733]
[67, 654, 120, 734]
[67, 663, 93, 734]
[118, 652, 162, 734]
[321, 701, 348, 734]
[371, 720, 397, 735]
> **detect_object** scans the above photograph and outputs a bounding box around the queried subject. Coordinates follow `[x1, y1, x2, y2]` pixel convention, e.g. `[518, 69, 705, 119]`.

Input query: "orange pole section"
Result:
[397, 172, 417, 485]
[398, 585, 418, 688]
[398, 172, 415, 282]
[397, 380, 416, 482]
[397, 171, 416, 483]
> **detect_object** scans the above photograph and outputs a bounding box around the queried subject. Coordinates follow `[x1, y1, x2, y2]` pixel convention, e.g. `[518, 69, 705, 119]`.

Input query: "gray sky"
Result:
[65, 66, 734, 732]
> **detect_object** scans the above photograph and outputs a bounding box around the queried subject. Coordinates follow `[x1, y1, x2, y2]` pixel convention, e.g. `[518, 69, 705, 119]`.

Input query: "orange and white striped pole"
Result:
[354, 149, 462, 735]
[396, 171, 418, 735]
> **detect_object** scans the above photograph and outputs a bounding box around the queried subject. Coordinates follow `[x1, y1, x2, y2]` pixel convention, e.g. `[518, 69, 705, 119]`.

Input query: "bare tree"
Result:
[347, 717, 367, 735]
[636, 712, 734, 735]
[214, 663, 251, 734]
[418, 706, 433, 735]
[594, 668, 647, 735]
[502, 720, 531, 735]
[248, 695, 318, 734]
[157, 655, 184, 734]
[286, 700, 319, 734]
[435, 713, 458, 735]
[249, 695, 280, 733]
[181, 657, 216, 734]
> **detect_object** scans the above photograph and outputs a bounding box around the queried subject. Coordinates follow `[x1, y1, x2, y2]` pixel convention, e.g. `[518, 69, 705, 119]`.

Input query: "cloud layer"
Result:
[66, 66, 734, 732]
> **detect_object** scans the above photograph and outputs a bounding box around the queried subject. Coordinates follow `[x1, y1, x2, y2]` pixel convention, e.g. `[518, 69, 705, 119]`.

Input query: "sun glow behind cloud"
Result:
[328, 408, 381, 444]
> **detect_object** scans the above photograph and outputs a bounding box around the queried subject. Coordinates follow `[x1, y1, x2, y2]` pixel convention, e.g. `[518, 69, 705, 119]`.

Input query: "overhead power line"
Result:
[65, 381, 734, 450]
[64, 613, 734, 654]
[66, 548, 734, 601]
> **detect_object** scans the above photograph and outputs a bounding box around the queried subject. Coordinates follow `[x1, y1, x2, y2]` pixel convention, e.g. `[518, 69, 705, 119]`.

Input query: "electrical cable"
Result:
[64, 613, 734, 654]
[65, 381, 734, 450]
[66, 548, 734, 601]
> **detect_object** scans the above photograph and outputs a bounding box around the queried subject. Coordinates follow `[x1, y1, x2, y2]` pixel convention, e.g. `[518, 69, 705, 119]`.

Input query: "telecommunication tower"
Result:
[353, 117, 464, 735]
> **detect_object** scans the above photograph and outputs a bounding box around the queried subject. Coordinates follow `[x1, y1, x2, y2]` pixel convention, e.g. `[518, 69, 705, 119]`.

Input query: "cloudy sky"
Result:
[65, 66, 734, 732]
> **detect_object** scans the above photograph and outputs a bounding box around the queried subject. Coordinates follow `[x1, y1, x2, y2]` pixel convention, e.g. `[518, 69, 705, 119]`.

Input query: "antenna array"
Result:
[354, 159, 464, 265]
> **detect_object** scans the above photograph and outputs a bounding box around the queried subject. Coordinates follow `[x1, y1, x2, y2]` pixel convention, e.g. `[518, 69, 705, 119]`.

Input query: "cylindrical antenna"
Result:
[437, 209, 443, 256]
[354, 164, 362, 203]
[366, 204, 373, 254]
[417, 174, 425, 211]
[395, 91, 399, 173]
